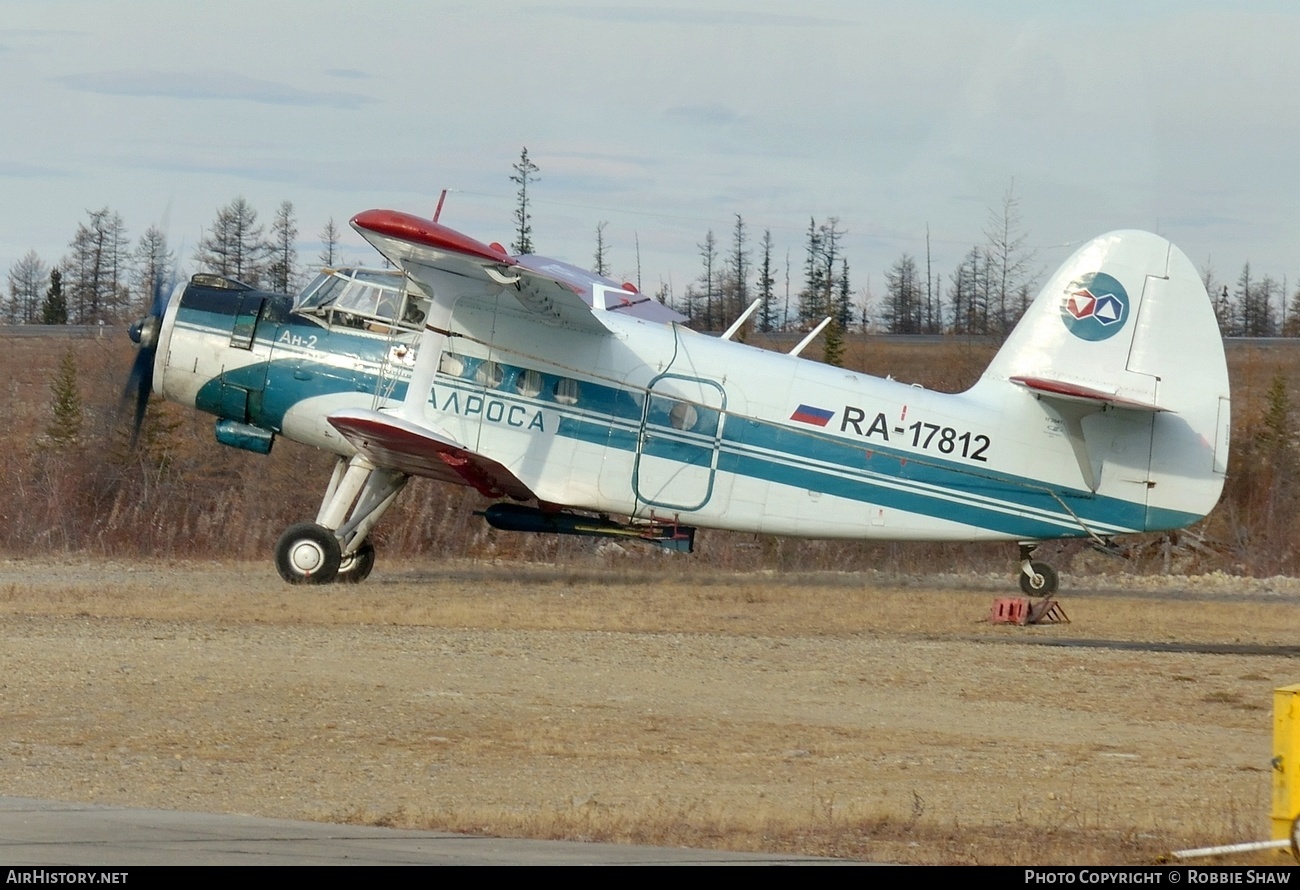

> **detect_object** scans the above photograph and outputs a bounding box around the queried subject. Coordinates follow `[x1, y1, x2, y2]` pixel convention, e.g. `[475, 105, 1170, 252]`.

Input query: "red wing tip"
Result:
[350, 209, 513, 265]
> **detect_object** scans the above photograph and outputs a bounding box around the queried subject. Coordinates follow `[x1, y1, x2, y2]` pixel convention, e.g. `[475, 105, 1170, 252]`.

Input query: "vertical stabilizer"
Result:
[978, 231, 1229, 530]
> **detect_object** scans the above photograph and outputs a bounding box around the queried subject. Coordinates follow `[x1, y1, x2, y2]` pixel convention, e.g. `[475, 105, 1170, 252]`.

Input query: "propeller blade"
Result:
[122, 274, 171, 445]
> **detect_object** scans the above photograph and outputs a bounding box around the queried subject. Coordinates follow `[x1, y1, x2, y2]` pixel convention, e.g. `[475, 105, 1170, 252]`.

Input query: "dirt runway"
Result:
[1, 559, 1296, 864]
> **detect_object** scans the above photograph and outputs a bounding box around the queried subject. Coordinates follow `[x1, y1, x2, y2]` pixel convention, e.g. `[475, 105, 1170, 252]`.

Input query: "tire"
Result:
[335, 541, 375, 584]
[275, 522, 342, 584]
[1019, 561, 1059, 596]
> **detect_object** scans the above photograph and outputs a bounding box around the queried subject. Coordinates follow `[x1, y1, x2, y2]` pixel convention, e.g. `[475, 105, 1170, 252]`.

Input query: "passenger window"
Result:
[475, 361, 503, 389]
[438, 352, 465, 377]
[669, 401, 699, 431]
[553, 378, 580, 405]
[515, 369, 544, 398]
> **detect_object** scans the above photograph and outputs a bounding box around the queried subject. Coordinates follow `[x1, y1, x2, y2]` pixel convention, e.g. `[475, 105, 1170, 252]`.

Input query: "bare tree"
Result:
[7, 250, 48, 324]
[948, 246, 989, 334]
[319, 218, 341, 268]
[195, 197, 267, 285]
[267, 200, 299, 293]
[64, 207, 130, 323]
[133, 226, 173, 314]
[883, 254, 922, 334]
[983, 182, 1036, 335]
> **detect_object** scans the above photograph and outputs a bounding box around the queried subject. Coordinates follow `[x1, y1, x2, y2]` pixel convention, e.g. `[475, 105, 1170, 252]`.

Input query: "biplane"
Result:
[127, 208, 1230, 591]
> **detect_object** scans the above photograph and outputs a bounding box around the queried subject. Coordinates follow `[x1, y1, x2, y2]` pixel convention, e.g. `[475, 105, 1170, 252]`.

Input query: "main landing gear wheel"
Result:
[335, 541, 375, 584]
[275, 522, 342, 585]
[1019, 561, 1059, 596]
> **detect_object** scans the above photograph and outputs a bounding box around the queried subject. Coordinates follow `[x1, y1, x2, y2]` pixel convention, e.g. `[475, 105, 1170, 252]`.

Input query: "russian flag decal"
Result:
[790, 404, 834, 427]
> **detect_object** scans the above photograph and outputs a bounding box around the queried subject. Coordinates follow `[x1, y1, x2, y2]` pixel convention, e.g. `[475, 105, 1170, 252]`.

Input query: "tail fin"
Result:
[979, 230, 1230, 531]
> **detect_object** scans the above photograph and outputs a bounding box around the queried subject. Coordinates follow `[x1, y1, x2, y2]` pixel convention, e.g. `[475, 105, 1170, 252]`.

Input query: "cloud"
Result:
[324, 68, 370, 80]
[533, 6, 839, 27]
[54, 69, 375, 110]
[0, 161, 70, 179]
[663, 103, 741, 127]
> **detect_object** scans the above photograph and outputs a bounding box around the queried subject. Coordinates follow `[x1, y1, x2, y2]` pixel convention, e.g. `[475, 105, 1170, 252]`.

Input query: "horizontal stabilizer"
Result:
[327, 408, 534, 500]
[1009, 376, 1167, 412]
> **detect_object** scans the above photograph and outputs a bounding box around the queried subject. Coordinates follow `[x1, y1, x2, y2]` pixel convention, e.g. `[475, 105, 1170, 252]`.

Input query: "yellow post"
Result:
[1272, 684, 1300, 842]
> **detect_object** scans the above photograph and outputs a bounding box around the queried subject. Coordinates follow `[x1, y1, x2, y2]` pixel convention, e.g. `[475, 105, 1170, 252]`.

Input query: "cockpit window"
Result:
[293, 267, 429, 333]
[297, 272, 345, 311]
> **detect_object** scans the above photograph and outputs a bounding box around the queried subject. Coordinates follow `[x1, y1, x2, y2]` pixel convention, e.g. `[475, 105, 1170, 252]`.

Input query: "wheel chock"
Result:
[1027, 598, 1070, 625]
[990, 596, 1070, 625]
[990, 597, 1030, 625]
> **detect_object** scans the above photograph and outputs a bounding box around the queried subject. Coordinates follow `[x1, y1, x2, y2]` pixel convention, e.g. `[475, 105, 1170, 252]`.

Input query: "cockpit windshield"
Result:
[294, 267, 428, 332]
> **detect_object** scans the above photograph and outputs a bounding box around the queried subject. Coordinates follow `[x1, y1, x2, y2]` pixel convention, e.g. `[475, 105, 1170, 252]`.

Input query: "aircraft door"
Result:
[633, 374, 726, 513]
[217, 291, 274, 426]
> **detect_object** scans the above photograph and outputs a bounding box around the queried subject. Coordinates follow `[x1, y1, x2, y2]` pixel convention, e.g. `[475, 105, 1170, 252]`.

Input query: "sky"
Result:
[4, 0, 1300, 316]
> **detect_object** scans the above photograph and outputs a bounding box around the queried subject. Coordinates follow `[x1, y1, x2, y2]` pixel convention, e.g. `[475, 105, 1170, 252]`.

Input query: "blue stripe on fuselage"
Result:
[179, 324, 1193, 536]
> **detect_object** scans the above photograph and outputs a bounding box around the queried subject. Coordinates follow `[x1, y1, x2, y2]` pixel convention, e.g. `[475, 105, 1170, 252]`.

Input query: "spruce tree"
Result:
[822, 316, 845, 368]
[42, 268, 68, 324]
[46, 347, 82, 448]
[510, 147, 540, 254]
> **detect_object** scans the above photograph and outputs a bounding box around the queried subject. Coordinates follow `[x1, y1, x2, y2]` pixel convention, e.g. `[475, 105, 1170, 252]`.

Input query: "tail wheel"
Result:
[1019, 561, 1059, 596]
[275, 522, 342, 584]
[336, 541, 375, 584]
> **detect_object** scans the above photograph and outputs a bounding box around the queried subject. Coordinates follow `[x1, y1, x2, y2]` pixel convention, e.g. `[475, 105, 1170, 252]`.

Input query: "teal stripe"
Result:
[185, 327, 1199, 537]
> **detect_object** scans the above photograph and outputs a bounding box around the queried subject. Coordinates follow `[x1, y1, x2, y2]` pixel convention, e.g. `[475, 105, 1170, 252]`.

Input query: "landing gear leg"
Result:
[274, 455, 408, 585]
[1017, 542, 1059, 596]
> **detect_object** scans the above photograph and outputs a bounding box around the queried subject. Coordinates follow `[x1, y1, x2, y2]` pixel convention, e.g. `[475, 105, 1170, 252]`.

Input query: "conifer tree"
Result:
[46, 347, 82, 448]
[42, 268, 68, 325]
[756, 229, 777, 332]
[593, 221, 609, 277]
[510, 147, 540, 254]
[822, 316, 845, 368]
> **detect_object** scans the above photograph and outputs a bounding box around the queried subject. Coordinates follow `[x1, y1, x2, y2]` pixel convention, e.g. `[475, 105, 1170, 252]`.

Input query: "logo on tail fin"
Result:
[1061, 272, 1128, 341]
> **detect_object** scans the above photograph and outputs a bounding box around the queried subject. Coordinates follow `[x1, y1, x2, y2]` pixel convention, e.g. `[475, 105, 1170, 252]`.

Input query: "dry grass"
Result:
[5, 333, 1300, 576]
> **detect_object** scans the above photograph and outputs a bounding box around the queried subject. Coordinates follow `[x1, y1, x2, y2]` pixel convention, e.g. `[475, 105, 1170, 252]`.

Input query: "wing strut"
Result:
[720, 298, 762, 341]
[789, 317, 831, 356]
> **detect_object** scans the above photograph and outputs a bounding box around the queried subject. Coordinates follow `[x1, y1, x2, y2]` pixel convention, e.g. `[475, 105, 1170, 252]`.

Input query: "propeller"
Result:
[123, 277, 170, 444]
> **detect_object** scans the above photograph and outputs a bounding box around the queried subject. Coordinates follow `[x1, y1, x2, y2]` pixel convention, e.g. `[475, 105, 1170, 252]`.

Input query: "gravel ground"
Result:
[1, 558, 1296, 864]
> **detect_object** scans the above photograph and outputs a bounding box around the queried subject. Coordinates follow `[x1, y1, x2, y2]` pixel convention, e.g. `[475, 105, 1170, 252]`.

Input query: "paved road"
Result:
[0, 798, 854, 866]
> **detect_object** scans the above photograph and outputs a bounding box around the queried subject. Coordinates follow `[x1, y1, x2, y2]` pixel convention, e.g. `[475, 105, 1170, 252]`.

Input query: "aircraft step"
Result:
[989, 596, 1070, 626]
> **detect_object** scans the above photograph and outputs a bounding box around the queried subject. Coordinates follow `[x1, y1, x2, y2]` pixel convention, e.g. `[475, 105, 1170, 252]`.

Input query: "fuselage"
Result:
[154, 271, 1212, 545]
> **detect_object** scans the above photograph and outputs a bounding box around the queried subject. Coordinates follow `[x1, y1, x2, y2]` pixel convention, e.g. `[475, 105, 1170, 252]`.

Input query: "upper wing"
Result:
[350, 209, 686, 332]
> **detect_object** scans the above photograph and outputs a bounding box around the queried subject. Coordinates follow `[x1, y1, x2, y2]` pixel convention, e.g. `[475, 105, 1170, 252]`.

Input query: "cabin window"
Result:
[515, 369, 544, 398]
[553, 378, 580, 405]
[475, 360, 504, 389]
[668, 401, 699, 431]
[438, 352, 465, 378]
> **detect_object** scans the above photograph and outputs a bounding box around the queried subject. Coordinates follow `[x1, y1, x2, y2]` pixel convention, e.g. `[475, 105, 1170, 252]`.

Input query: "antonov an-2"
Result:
[126, 208, 1230, 592]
